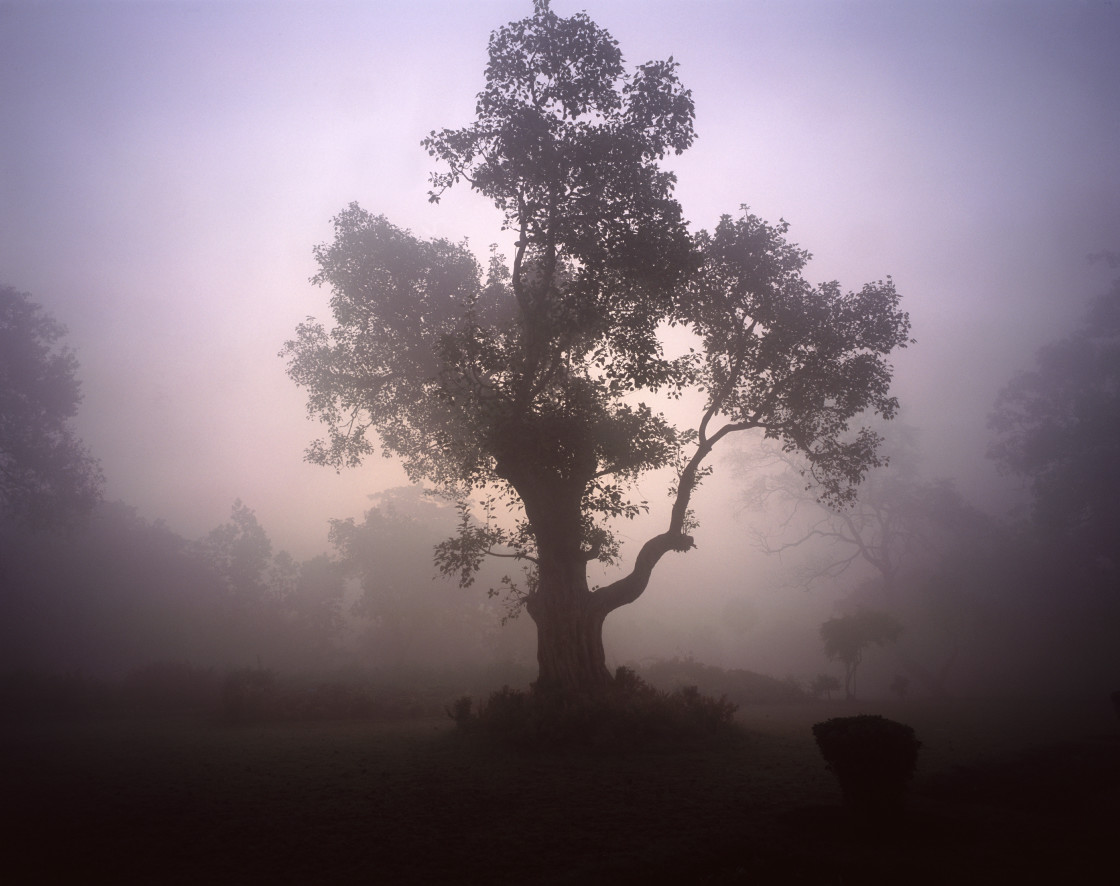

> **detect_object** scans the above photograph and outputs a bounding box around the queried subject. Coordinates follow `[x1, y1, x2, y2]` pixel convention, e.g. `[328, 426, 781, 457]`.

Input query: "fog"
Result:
[2, 1, 1118, 696]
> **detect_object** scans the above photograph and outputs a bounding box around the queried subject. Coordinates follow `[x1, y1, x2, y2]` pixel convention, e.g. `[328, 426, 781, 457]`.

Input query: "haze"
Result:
[2, 0, 1118, 687]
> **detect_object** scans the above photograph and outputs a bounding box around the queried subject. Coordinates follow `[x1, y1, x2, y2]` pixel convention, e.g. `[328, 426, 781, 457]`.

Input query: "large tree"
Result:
[282, 1, 910, 696]
[0, 285, 103, 531]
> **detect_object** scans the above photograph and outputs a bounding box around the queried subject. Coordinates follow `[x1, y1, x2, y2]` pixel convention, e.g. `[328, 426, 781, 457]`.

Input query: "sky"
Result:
[2, 0, 1119, 571]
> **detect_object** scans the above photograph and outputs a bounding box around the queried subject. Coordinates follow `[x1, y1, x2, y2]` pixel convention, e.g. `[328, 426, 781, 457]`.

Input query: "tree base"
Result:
[468, 667, 739, 751]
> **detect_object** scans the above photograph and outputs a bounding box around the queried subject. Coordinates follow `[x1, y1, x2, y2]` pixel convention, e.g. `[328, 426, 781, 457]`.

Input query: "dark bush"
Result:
[812, 714, 921, 826]
[473, 666, 739, 751]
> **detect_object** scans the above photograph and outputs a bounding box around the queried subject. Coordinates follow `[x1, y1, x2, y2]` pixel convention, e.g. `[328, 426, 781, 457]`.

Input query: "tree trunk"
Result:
[844, 660, 858, 700]
[520, 526, 695, 698]
[504, 461, 694, 699]
[526, 554, 612, 696]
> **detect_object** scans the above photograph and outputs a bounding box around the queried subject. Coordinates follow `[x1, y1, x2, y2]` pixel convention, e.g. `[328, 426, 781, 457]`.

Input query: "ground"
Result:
[3, 696, 1117, 884]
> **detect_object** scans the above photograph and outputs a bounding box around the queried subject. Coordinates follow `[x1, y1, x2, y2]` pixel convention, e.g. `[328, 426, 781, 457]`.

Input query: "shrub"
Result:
[812, 714, 921, 826]
[473, 667, 739, 751]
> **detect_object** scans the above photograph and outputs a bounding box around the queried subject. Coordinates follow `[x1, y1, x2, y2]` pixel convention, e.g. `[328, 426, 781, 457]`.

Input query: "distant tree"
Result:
[0, 285, 103, 532]
[329, 488, 523, 669]
[199, 501, 354, 669]
[269, 550, 347, 667]
[989, 263, 1120, 589]
[810, 673, 842, 701]
[738, 427, 984, 593]
[291, 555, 345, 644]
[0, 501, 219, 674]
[198, 500, 273, 609]
[0, 496, 349, 676]
[820, 608, 902, 700]
[282, 1, 910, 697]
[738, 428, 994, 697]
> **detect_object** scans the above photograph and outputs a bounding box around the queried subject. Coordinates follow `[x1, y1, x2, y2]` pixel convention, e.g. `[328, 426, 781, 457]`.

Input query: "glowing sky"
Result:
[2, 0, 1118, 559]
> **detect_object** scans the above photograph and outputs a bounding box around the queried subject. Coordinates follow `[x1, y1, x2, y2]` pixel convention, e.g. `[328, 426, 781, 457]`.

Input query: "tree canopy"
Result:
[282, 1, 911, 694]
[0, 285, 103, 531]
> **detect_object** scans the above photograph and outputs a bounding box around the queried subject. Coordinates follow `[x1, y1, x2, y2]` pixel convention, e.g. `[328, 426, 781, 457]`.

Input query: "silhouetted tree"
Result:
[989, 261, 1120, 591]
[282, 1, 910, 697]
[820, 608, 902, 699]
[0, 286, 103, 533]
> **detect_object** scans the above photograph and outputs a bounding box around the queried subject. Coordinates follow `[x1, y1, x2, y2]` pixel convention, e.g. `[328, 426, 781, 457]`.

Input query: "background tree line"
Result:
[0, 491, 533, 682]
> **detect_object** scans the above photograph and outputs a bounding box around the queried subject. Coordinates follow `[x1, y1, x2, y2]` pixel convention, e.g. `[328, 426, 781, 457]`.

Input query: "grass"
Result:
[2, 695, 1117, 884]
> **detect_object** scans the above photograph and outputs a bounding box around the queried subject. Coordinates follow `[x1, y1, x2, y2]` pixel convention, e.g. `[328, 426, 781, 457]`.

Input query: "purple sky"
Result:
[2, 0, 1118, 562]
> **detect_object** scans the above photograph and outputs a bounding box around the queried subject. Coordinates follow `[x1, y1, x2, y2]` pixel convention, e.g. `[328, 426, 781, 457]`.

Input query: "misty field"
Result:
[3, 696, 1117, 885]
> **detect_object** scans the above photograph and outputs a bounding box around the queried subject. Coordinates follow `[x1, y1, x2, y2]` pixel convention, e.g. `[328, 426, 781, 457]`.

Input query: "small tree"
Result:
[810, 673, 842, 701]
[283, 1, 910, 699]
[820, 608, 902, 699]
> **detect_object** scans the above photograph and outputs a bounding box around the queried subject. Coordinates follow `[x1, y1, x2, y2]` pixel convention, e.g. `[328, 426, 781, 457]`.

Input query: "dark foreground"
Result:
[3, 697, 1117, 885]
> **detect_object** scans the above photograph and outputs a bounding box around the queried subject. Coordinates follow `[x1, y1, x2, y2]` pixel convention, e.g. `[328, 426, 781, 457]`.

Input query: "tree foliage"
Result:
[282, 1, 911, 693]
[0, 285, 103, 530]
